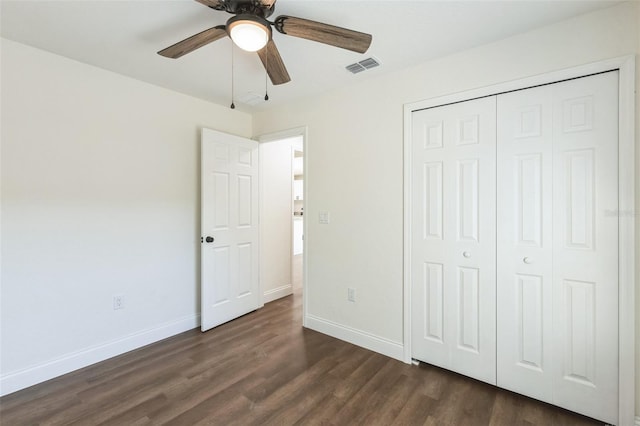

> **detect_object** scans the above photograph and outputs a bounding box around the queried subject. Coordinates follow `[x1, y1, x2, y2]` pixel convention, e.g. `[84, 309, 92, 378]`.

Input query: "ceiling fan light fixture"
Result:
[227, 15, 271, 52]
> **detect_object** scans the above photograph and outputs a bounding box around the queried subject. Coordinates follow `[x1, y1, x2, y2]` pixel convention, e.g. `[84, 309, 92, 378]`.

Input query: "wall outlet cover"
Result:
[113, 294, 125, 310]
[319, 211, 330, 224]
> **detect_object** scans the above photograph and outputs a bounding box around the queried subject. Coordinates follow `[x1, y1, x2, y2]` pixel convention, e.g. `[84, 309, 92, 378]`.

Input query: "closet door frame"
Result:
[403, 55, 635, 425]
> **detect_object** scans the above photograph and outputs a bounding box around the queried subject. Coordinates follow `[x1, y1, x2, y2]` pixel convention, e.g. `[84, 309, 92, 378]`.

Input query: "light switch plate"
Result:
[319, 211, 330, 224]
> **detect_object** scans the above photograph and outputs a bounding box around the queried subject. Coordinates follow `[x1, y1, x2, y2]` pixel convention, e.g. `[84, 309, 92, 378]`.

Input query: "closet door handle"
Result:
[523, 257, 532, 264]
[462, 251, 471, 258]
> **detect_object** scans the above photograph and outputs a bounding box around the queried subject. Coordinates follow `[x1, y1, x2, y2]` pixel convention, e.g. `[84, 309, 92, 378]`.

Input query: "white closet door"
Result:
[551, 72, 618, 424]
[497, 71, 619, 424]
[411, 97, 497, 385]
[497, 85, 554, 402]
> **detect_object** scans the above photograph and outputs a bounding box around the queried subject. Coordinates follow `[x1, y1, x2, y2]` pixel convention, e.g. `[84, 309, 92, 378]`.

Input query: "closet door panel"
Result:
[497, 85, 554, 402]
[411, 113, 449, 368]
[446, 99, 496, 385]
[411, 97, 496, 385]
[551, 71, 618, 424]
[411, 110, 451, 368]
[497, 71, 619, 424]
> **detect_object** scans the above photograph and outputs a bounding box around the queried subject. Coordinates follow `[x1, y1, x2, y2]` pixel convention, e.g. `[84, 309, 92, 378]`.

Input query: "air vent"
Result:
[236, 92, 264, 106]
[346, 63, 366, 74]
[345, 56, 381, 74]
[359, 57, 380, 69]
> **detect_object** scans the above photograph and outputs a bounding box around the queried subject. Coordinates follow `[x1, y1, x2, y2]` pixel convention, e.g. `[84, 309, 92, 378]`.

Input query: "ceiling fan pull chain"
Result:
[264, 44, 269, 101]
[230, 42, 236, 109]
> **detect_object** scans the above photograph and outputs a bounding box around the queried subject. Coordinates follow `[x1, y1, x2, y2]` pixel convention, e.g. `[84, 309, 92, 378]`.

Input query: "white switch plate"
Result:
[319, 211, 330, 224]
[113, 294, 125, 310]
[347, 287, 356, 302]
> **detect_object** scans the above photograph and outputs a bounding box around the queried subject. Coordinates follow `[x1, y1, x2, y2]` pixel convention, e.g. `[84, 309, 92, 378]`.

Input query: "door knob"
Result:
[523, 257, 532, 264]
[205, 236, 214, 243]
[462, 251, 471, 258]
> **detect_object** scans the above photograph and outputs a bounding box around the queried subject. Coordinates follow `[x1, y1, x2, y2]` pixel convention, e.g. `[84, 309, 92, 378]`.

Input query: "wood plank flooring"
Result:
[0, 285, 602, 425]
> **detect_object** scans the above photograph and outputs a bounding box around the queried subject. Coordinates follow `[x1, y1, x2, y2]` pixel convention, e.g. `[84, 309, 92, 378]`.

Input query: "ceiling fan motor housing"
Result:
[227, 14, 272, 36]
[210, 0, 275, 19]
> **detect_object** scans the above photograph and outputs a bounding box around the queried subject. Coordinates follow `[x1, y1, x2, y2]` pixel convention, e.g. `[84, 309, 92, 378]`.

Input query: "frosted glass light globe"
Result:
[229, 21, 269, 52]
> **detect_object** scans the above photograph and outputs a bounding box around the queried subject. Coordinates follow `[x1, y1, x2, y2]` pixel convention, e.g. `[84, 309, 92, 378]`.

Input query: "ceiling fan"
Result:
[158, 0, 373, 85]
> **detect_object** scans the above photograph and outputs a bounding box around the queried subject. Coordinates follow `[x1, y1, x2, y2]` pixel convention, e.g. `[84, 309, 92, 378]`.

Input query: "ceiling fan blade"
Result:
[274, 16, 372, 54]
[256, 39, 291, 85]
[158, 25, 227, 59]
[195, 0, 223, 8]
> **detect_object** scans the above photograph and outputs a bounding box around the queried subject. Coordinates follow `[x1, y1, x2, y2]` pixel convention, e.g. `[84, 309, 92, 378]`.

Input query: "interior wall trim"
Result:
[403, 54, 635, 425]
[305, 314, 404, 362]
[263, 283, 293, 304]
[0, 314, 200, 397]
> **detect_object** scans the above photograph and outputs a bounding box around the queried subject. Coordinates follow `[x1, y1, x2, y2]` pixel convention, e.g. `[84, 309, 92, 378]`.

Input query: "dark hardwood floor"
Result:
[0, 284, 602, 426]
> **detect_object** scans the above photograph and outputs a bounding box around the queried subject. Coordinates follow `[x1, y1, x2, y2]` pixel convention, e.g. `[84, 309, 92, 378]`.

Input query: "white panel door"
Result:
[201, 128, 260, 332]
[551, 72, 618, 424]
[411, 97, 497, 385]
[497, 72, 618, 424]
[497, 85, 554, 402]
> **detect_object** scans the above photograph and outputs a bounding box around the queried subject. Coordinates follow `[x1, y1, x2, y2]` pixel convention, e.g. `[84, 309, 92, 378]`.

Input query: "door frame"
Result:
[403, 55, 635, 424]
[257, 126, 308, 326]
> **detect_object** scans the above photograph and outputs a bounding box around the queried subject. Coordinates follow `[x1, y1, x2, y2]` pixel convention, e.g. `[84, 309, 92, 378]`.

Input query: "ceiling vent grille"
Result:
[346, 56, 381, 74]
[236, 92, 264, 106]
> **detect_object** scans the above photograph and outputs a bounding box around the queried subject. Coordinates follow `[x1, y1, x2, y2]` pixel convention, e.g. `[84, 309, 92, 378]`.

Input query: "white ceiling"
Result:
[1, 0, 620, 112]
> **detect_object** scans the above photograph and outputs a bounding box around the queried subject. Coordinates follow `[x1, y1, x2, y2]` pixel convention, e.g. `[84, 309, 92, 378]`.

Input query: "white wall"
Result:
[253, 0, 640, 409]
[0, 39, 252, 395]
[259, 136, 302, 303]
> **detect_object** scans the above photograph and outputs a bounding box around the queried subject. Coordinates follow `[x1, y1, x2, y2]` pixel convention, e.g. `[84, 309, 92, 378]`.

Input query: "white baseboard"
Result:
[263, 284, 292, 304]
[0, 313, 200, 397]
[305, 314, 404, 361]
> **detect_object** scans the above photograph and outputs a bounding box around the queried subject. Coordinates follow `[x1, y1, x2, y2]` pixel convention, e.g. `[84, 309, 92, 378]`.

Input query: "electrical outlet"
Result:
[347, 287, 356, 302]
[113, 294, 125, 310]
[319, 211, 330, 224]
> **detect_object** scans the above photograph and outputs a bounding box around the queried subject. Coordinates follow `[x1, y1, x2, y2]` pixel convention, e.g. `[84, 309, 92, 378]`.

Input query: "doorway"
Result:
[292, 147, 304, 294]
[258, 128, 307, 321]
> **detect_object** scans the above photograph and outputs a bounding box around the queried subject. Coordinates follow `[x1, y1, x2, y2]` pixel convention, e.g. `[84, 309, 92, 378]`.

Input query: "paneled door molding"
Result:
[403, 55, 635, 425]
